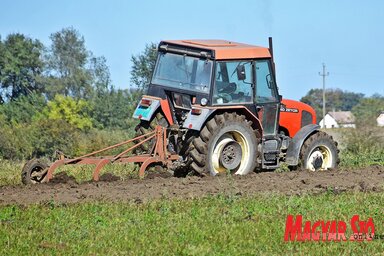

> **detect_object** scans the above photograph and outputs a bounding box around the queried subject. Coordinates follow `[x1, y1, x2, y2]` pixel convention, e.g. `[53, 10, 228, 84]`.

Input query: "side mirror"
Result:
[279, 95, 283, 101]
[236, 65, 246, 80]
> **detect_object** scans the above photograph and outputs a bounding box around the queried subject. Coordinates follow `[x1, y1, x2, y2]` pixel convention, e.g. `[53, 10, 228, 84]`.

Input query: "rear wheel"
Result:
[187, 112, 259, 176]
[300, 131, 339, 171]
[21, 159, 48, 185]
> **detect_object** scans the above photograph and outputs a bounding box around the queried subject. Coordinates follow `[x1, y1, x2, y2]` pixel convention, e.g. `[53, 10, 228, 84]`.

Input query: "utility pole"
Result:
[319, 63, 329, 128]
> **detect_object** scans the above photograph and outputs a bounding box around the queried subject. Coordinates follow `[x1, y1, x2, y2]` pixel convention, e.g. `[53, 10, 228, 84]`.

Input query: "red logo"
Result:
[284, 215, 376, 241]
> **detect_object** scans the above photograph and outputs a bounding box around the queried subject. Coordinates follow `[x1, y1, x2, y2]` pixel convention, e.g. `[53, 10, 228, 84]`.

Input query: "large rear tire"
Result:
[300, 131, 339, 171]
[187, 112, 259, 176]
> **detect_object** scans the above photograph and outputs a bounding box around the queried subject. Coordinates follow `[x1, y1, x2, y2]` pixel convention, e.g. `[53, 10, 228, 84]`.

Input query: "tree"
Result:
[352, 94, 384, 127]
[0, 33, 44, 102]
[90, 56, 112, 96]
[45, 27, 93, 99]
[300, 88, 364, 122]
[41, 94, 93, 130]
[0, 93, 46, 124]
[130, 42, 157, 90]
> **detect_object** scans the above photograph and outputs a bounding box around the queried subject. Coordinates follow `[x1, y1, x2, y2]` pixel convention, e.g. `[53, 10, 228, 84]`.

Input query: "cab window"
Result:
[255, 60, 277, 103]
[213, 61, 253, 104]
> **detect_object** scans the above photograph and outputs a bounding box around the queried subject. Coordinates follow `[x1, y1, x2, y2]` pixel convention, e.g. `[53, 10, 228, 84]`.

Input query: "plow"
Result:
[21, 38, 340, 185]
[22, 126, 179, 184]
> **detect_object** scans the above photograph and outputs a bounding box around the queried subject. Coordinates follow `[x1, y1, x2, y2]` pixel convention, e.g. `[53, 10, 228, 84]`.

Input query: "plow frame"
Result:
[45, 125, 179, 182]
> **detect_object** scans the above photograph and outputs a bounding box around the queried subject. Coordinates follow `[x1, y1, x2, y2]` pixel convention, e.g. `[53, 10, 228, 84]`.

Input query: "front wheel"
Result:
[300, 131, 339, 171]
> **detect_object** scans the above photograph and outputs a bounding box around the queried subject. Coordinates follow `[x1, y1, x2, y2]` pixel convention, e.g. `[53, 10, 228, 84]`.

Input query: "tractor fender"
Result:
[132, 96, 174, 125]
[285, 124, 320, 166]
[183, 106, 263, 133]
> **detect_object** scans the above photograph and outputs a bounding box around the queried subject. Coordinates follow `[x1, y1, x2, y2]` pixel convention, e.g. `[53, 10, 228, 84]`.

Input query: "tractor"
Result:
[21, 38, 339, 184]
[132, 38, 339, 176]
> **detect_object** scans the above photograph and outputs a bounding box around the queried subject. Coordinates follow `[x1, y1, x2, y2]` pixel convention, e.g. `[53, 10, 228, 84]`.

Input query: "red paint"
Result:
[279, 99, 317, 138]
[160, 99, 174, 125]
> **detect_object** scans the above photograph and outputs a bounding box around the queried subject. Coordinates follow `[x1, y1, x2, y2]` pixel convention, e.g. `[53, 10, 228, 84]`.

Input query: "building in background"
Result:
[319, 111, 355, 128]
[377, 112, 384, 127]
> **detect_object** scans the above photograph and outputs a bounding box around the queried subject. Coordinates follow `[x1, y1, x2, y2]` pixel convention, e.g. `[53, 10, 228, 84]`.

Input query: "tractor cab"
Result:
[145, 40, 281, 137]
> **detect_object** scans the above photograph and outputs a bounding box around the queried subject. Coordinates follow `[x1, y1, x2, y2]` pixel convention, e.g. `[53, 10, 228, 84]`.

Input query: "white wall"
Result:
[377, 114, 384, 127]
[319, 114, 339, 128]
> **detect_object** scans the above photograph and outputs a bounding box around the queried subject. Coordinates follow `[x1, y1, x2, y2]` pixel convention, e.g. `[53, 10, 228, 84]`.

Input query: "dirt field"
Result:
[0, 166, 383, 206]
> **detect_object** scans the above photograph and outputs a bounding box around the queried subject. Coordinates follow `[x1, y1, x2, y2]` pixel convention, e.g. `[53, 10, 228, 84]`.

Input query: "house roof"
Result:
[328, 111, 355, 124]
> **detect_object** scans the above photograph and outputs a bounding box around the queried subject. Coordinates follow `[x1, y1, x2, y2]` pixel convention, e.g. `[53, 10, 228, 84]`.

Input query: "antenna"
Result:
[319, 63, 329, 128]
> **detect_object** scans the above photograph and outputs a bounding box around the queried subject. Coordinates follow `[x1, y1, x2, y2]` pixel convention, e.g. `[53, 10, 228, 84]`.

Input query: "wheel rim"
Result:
[306, 145, 333, 171]
[211, 130, 250, 174]
[30, 166, 48, 183]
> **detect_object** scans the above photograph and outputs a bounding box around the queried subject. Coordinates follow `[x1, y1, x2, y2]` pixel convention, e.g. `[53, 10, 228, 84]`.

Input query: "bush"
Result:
[340, 127, 384, 167]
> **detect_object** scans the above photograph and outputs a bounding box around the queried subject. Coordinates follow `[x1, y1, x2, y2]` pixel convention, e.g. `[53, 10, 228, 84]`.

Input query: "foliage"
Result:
[130, 42, 157, 90]
[300, 88, 364, 122]
[0, 116, 35, 160]
[0, 33, 44, 102]
[0, 193, 382, 255]
[0, 93, 46, 124]
[352, 94, 384, 127]
[41, 94, 93, 130]
[0, 28, 144, 161]
[90, 87, 141, 129]
[44, 27, 93, 99]
[340, 127, 384, 167]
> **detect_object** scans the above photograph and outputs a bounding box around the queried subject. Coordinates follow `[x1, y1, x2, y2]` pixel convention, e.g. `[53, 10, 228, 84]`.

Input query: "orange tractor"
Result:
[22, 38, 339, 184]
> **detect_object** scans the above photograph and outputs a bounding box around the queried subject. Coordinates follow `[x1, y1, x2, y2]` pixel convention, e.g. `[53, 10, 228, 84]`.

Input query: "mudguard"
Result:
[183, 106, 263, 133]
[132, 96, 174, 125]
[183, 108, 215, 130]
[285, 124, 320, 166]
[132, 97, 160, 121]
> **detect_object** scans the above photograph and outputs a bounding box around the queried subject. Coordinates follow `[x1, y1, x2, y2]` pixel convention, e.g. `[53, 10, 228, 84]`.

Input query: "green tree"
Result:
[352, 94, 384, 127]
[90, 56, 112, 95]
[300, 88, 364, 122]
[45, 27, 93, 99]
[90, 87, 140, 129]
[0, 93, 46, 124]
[0, 33, 44, 102]
[41, 94, 93, 130]
[130, 42, 157, 90]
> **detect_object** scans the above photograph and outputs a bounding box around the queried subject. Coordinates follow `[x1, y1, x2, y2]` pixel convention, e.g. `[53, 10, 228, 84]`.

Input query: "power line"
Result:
[319, 63, 329, 128]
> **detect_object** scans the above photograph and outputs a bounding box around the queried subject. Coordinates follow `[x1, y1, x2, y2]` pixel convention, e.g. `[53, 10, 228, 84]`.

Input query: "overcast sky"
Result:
[1, 0, 383, 100]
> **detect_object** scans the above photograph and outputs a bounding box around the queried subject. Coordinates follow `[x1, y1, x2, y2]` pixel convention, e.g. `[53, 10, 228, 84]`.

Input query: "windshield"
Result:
[152, 52, 212, 93]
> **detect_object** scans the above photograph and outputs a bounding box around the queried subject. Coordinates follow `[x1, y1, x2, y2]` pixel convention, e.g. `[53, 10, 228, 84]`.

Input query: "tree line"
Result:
[0, 27, 151, 160]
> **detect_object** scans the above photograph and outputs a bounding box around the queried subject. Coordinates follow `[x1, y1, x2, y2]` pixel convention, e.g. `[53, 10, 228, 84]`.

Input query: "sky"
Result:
[1, 0, 383, 100]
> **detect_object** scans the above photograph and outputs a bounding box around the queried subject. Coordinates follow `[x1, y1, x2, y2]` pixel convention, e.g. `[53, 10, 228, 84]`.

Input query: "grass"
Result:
[0, 192, 383, 255]
[0, 160, 23, 186]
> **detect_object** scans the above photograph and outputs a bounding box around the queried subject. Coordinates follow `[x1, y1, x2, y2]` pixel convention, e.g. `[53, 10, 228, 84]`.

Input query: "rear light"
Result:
[191, 108, 202, 115]
[140, 99, 152, 107]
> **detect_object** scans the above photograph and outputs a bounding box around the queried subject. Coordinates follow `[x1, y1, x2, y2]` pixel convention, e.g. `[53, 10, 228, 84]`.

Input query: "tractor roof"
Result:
[161, 39, 271, 60]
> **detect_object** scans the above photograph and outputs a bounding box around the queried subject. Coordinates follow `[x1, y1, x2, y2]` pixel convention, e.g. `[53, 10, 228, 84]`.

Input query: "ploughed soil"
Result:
[0, 166, 383, 206]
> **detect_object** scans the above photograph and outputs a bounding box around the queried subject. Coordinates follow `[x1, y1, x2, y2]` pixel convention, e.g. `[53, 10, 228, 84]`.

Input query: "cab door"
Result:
[254, 60, 280, 137]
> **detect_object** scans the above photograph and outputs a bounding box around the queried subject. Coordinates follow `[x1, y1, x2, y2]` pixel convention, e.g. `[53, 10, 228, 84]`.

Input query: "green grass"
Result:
[0, 192, 383, 255]
[0, 160, 23, 186]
